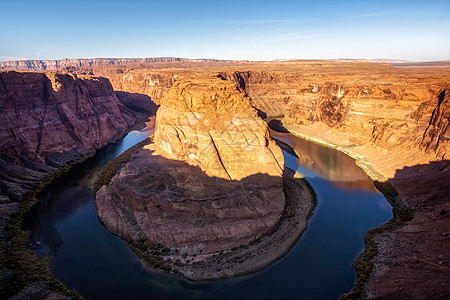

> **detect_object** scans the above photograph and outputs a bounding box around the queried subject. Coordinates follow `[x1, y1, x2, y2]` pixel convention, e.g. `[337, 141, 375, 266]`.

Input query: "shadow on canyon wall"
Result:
[389, 159, 450, 210]
[115, 91, 160, 115]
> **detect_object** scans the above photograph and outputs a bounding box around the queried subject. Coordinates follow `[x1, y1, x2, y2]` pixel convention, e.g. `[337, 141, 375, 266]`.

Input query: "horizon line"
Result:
[1, 56, 450, 64]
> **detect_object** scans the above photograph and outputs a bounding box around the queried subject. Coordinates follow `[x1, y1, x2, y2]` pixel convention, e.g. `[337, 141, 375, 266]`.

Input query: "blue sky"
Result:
[1, 0, 449, 61]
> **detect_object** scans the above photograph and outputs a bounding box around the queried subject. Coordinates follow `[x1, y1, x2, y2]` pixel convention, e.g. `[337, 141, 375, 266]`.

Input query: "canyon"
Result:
[0, 59, 449, 299]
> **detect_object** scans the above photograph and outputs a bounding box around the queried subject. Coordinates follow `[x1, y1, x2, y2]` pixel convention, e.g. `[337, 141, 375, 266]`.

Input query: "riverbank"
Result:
[0, 151, 92, 299]
[283, 122, 450, 299]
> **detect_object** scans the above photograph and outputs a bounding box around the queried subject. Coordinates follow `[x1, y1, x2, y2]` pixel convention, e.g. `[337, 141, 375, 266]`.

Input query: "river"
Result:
[26, 120, 392, 299]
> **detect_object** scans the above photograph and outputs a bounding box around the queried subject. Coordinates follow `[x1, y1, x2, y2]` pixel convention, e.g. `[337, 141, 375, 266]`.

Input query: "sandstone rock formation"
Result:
[419, 86, 450, 158]
[219, 63, 450, 298]
[94, 75, 309, 280]
[219, 64, 450, 161]
[154, 75, 283, 179]
[106, 71, 176, 105]
[91, 61, 449, 292]
[0, 71, 143, 202]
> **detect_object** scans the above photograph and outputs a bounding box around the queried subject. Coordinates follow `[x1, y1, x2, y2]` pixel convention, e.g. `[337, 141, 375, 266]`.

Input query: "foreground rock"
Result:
[365, 160, 450, 299]
[96, 75, 314, 279]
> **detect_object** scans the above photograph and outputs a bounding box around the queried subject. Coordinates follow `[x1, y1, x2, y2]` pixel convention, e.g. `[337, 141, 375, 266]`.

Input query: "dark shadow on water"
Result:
[268, 119, 289, 133]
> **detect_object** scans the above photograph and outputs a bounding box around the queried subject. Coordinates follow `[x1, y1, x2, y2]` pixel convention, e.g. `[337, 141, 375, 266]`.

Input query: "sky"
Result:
[1, 0, 449, 62]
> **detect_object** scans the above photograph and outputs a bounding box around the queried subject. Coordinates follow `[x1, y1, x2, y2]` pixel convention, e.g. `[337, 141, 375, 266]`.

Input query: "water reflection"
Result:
[271, 130, 378, 192]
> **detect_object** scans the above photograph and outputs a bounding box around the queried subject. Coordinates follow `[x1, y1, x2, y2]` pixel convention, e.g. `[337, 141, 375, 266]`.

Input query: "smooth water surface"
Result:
[28, 125, 392, 299]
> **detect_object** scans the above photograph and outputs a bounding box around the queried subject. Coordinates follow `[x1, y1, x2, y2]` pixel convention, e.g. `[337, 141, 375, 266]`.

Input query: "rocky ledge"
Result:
[95, 75, 315, 279]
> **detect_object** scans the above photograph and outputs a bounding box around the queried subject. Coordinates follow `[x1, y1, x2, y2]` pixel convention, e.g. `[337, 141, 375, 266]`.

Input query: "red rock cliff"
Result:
[0, 71, 139, 202]
[419, 86, 450, 158]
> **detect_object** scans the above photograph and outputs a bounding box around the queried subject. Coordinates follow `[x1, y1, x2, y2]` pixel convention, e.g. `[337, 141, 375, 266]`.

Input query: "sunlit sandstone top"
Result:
[153, 75, 283, 180]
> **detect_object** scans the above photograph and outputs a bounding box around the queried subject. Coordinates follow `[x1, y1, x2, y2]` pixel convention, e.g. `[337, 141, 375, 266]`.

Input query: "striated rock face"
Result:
[221, 64, 449, 157]
[95, 75, 289, 277]
[154, 75, 283, 180]
[0, 71, 140, 202]
[106, 71, 176, 105]
[220, 63, 450, 297]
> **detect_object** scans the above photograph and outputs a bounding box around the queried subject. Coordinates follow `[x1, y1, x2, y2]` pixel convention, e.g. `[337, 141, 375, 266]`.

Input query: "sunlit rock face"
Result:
[419, 86, 450, 159]
[96, 75, 287, 258]
[220, 65, 449, 157]
[154, 75, 284, 180]
[0, 71, 138, 202]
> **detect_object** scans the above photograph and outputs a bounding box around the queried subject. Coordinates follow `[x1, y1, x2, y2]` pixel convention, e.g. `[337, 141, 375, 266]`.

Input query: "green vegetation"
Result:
[91, 136, 153, 192]
[340, 180, 413, 300]
[1, 188, 82, 299]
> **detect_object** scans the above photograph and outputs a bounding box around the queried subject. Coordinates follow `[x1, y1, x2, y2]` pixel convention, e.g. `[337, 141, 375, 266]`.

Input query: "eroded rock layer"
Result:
[0, 57, 238, 71]
[0, 71, 140, 202]
[1, 60, 449, 296]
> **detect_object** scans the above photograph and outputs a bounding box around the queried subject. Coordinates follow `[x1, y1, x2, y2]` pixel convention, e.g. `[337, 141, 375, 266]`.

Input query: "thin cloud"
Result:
[334, 10, 397, 21]
[262, 33, 332, 43]
[36, 44, 56, 57]
[215, 24, 284, 38]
